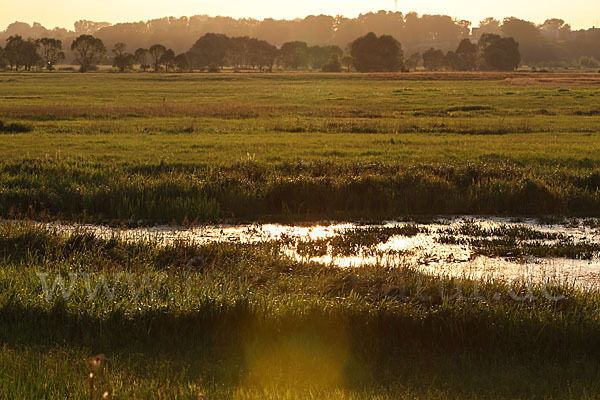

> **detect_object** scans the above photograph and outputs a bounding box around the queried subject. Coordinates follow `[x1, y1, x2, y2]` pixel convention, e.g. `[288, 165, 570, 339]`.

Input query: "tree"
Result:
[36, 38, 64, 71]
[478, 18, 502, 35]
[341, 56, 354, 72]
[20, 39, 41, 71]
[279, 41, 309, 69]
[160, 49, 176, 72]
[501, 17, 542, 63]
[445, 51, 460, 70]
[454, 39, 478, 70]
[149, 44, 166, 72]
[112, 43, 134, 72]
[174, 53, 190, 72]
[405, 52, 421, 71]
[422, 48, 446, 71]
[74, 20, 111, 34]
[350, 32, 403, 72]
[188, 33, 231, 69]
[5, 35, 24, 70]
[112, 42, 127, 57]
[134, 48, 150, 71]
[226, 36, 250, 68]
[5, 36, 40, 71]
[113, 53, 135, 72]
[322, 54, 342, 72]
[249, 39, 277, 71]
[307, 45, 342, 70]
[71, 35, 106, 72]
[0, 46, 6, 69]
[479, 34, 521, 71]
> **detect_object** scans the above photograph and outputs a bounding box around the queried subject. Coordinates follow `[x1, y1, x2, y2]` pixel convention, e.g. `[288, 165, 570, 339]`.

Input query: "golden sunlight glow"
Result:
[1, 0, 598, 31]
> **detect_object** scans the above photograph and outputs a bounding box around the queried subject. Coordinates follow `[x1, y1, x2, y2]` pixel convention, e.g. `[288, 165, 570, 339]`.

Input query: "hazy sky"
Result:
[1, 0, 598, 31]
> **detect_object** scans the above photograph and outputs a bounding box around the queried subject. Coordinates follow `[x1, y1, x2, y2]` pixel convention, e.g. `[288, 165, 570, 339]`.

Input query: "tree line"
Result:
[0, 31, 524, 72]
[1, 12, 599, 67]
[416, 35, 521, 71]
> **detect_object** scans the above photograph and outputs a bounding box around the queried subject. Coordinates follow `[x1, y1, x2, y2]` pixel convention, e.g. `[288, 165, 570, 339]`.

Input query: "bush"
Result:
[322, 55, 342, 72]
[0, 121, 33, 133]
[207, 64, 220, 73]
[578, 56, 600, 69]
[351, 32, 404, 72]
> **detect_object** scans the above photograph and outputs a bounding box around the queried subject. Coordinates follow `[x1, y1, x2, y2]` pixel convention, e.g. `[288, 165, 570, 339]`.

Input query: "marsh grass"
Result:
[1, 159, 599, 224]
[2, 222, 600, 398]
[291, 225, 428, 257]
[3, 72, 600, 397]
[437, 221, 600, 259]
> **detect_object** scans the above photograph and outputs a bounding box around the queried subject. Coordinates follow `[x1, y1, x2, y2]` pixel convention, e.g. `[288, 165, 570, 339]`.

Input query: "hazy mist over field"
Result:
[1, 0, 599, 30]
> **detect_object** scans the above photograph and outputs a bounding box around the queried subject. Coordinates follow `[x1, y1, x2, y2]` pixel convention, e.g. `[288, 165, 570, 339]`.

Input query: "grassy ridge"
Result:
[1, 222, 600, 398]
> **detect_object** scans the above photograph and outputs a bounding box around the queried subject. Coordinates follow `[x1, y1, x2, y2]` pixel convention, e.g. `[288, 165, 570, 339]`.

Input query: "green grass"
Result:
[1, 72, 600, 223]
[3, 72, 600, 398]
[2, 222, 600, 398]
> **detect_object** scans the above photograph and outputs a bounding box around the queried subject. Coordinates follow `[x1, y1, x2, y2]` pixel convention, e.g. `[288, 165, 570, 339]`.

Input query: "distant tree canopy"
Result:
[4, 35, 40, 71]
[1, 30, 524, 73]
[0, 13, 599, 67]
[405, 52, 421, 71]
[174, 53, 190, 72]
[579, 56, 600, 69]
[351, 32, 403, 72]
[71, 34, 106, 72]
[112, 43, 135, 72]
[422, 48, 445, 71]
[279, 41, 308, 69]
[479, 34, 521, 71]
[308, 45, 343, 70]
[188, 33, 278, 71]
[419, 34, 521, 71]
[37, 38, 64, 70]
[322, 54, 342, 72]
[149, 44, 166, 72]
[0, 14, 551, 74]
[161, 49, 176, 72]
[134, 48, 150, 71]
[454, 39, 478, 70]
[189, 33, 231, 69]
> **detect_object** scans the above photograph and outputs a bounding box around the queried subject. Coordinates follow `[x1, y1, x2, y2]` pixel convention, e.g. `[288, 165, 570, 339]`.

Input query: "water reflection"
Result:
[33, 217, 600, 288]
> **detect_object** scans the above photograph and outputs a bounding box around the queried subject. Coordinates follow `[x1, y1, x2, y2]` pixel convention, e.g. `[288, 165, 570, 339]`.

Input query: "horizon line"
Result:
[1, 10, 596, 33]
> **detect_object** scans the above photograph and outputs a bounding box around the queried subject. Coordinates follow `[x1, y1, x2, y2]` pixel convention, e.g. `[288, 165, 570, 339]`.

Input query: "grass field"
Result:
[1, 72, 600, 223]
[2, 71, 600, 398]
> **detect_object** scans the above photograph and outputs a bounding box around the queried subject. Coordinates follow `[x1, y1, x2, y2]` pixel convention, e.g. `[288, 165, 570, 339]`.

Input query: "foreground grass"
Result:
[1, 72, 600, 222]
[1, 222, 600, 398]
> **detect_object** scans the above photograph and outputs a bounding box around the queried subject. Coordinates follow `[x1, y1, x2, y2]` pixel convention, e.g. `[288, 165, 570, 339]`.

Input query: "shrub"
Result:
[322, 55, 342, 72]
[578, 56, 600, 69]
[0, 120, 32, 133]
